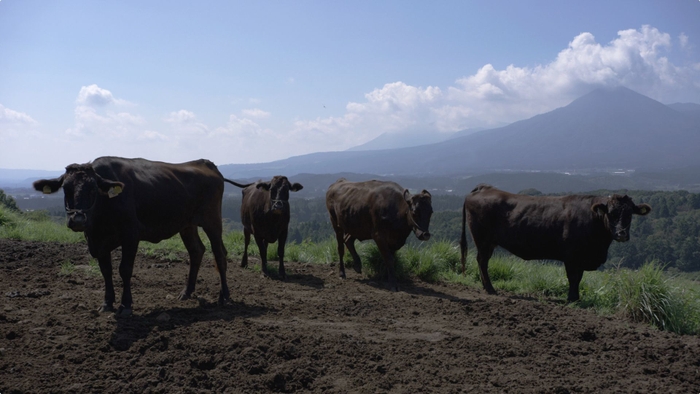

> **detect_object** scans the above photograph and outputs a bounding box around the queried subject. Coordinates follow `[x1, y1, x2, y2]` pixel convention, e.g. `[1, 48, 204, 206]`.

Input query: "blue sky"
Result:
[1, 0, 699, 170]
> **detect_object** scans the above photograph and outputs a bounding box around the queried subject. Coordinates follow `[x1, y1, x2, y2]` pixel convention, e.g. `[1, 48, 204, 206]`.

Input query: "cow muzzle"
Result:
[67, 212, 87, 232]
[415, 229, 431, 241]
[613, 230, 629, 242]
[270, 200, 285, 214]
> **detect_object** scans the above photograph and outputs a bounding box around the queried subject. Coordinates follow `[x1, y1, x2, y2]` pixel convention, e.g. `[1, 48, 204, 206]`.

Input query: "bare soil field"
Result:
[1, 238, 700, 393]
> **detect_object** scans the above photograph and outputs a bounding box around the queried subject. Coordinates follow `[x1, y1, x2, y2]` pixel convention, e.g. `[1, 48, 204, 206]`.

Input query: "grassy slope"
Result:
[2, 204, 699, 335]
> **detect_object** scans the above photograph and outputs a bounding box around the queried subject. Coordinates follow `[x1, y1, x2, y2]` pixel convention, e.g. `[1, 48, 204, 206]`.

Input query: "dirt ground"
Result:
[1, 238, 700, 393]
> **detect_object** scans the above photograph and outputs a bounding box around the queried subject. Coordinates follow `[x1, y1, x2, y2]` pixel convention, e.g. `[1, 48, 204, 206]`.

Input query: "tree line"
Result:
[223, 189, 700, 272]
[6, 186, 700, 272]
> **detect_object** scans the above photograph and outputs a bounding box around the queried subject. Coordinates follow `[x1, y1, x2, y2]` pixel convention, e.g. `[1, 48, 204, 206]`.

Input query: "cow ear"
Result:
[257, 182, 271, 191]
[591, 203, 608, 216]
[33, 176, 65, 194]
[634, 203, 652, 216]
[290, 182, 303, 192]
[97, 179, 125, 198]
[403, 189, 412, 203]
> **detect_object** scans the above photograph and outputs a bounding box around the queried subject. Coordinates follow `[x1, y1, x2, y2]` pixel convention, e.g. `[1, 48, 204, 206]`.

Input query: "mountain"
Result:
[668, 102, 700, 124]
[219, 87, 700, 178]
[347, 130, 455, 151]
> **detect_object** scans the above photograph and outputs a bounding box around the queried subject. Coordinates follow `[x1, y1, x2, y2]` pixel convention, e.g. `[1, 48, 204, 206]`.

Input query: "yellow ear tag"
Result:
[108, 185, 123, 198]
[42, 185, 52, 194]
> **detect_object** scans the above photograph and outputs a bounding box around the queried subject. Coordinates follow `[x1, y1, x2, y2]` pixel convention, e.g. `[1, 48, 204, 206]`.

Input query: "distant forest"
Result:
[222, 190, 700, 272]
[9, 187, 700, 273]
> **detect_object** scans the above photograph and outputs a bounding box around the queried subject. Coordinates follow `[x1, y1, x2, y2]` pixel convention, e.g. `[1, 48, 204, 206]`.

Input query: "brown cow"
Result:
[460, 184, 651, 302]
[325, 179, 433, 291]
[33, 156, 252, 317]
[239, 176, 303, 279]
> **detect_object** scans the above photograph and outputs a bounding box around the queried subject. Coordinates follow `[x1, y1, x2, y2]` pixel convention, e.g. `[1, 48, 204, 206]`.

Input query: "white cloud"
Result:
[66, 105, 145, 137]
[679, 33, 689, 49]
[66, 85, 144, 137]
[139, 130, 169, 141]
[164, 109, 208, 135]
[76, 84, 130, 107]
[0, 104, 37, 125]
[241, 108, 271, 118]
[213, 114, 271, 139]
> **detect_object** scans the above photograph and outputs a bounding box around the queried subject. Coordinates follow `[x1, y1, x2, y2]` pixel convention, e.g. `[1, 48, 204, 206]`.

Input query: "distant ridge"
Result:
[219, 87, 700, 178]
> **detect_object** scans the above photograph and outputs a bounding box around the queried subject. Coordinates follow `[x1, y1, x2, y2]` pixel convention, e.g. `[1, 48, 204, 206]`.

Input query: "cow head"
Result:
[256, 176, 303, 214]
[591, 195, 651, 242]
[404, 189, 433, 241]
[33, 164, 125, 232]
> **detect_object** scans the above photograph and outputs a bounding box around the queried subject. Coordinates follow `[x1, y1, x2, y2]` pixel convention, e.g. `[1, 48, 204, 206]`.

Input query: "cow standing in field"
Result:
[460, 184, 651, 302]
[239, 176, 303, 280]
[325, 179, 433, 291]
[33, 156, 252, 317]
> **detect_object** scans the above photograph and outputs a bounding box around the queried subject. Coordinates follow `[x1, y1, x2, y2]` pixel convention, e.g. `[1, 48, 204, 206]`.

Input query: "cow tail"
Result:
[460, 202, 468, 276]
[223, 178, 254, 188]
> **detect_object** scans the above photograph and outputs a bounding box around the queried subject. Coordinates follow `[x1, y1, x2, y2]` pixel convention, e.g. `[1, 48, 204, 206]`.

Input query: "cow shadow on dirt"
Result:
[357, 277, 474, 305]
[286, 273, 325, 289]
[109, 300, 275, 351]
[240, 261, 326, 289]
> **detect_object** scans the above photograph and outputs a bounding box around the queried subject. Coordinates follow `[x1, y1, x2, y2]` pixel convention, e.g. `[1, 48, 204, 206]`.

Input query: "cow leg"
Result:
[96, 252, 116, 313]
[116, 239, 139, 317]
[377, 241, 399, 292]
[241, 228, 251, 268]
[476, 246, 497, 295]
[255, 234, 269, 277]
[203, 226, 231, 305]
[178, 226, 205, 301]
[277, 232, 287, 281]
[564, 262, 584, 302]
[335, 230, 347, 279]
[344, 235, 362, 273]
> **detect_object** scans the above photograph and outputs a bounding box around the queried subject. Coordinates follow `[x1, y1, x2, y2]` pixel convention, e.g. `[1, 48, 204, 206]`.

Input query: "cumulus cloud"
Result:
[164, 109, 208, 135]
[213, 114, 272, 139]
[292, 25, 700, 151]
[0, 104, 37, 125]
[76, 84, 130, 107]
[241, 108, 271, 118]
[679, 33, 689, 49]
[66, 105, 145, 137]
[67, 85, 144, 137]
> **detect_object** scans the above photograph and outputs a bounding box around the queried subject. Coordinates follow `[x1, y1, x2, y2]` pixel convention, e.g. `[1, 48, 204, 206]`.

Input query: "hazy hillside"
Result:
[346, 130, 455, 151]
[219, 87, 700, 178]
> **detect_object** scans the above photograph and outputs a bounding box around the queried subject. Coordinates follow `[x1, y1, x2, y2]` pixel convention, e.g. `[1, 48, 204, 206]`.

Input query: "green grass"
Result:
[3, 208, 700, 335]
[60, 259, 76, 275]
[0, 206, 84, 243]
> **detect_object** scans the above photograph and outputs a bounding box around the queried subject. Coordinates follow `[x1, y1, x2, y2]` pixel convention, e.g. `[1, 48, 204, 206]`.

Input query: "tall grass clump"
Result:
[585, 262, 700, 334]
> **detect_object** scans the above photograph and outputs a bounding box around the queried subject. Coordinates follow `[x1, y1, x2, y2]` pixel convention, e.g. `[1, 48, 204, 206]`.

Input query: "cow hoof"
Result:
[353, 264, 362, 273]
[339, 272, 346, 279]
[218, 296, 232, 306]
[115, 305, 133, 318]
[240, 259, 248, 268]
[178, 291, 192, 301]
[98, 303, 115, 313]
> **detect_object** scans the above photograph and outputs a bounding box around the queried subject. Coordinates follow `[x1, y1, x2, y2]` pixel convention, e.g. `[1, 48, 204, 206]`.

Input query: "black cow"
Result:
[239, 176, 303, 280]
[325, 179, 433, 291]
[33, 156, 251, 317]
[460, 184, 651, 302]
